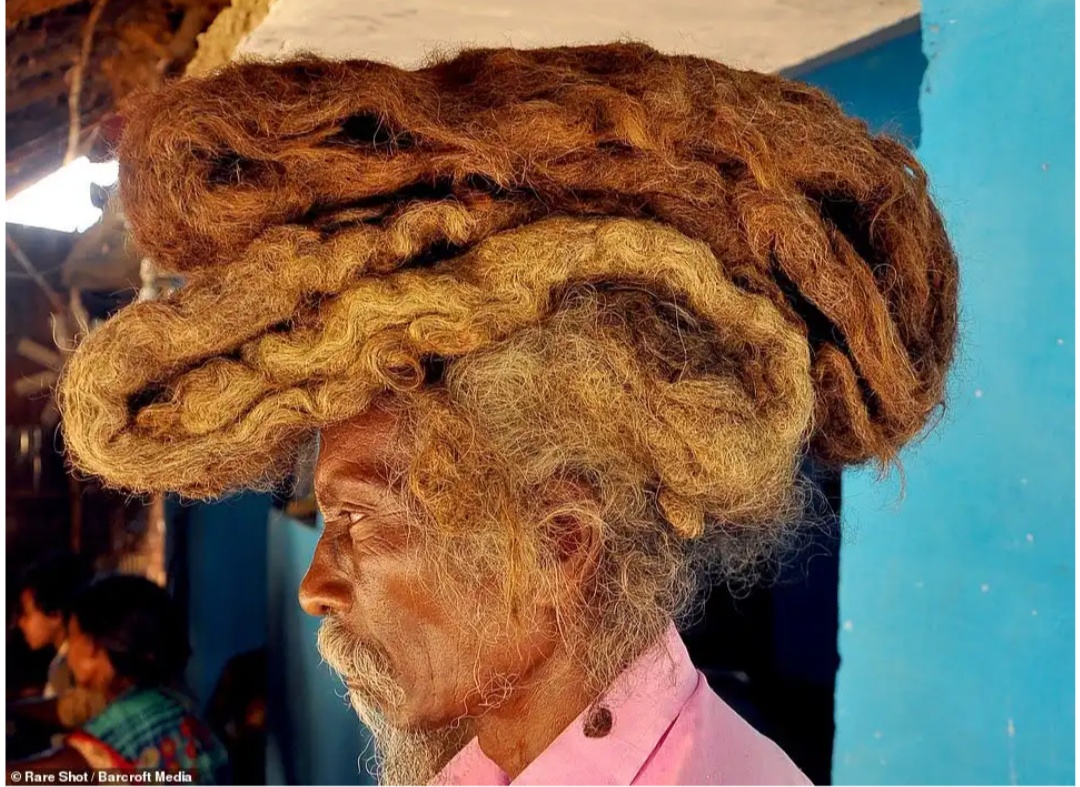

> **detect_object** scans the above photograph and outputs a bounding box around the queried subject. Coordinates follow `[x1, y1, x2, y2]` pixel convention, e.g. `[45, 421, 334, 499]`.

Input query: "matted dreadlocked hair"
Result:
[58, 44, 958, 700]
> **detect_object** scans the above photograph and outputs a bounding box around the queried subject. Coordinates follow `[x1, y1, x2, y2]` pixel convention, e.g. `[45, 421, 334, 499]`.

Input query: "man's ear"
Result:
[539, 476, 603, 596]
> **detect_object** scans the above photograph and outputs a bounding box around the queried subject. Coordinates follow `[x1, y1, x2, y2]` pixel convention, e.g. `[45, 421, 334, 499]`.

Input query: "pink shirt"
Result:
[435, 624, 811, 785]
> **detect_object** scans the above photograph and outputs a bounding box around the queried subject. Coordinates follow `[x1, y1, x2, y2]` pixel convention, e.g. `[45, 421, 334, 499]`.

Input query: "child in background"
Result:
[10, 551, 106, 737]
[7, 575, 230, 784]
[16, 551, 94, 699]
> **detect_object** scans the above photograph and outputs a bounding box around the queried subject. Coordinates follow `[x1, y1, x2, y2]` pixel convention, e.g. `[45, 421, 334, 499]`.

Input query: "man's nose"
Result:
[298, 536, 352, 617]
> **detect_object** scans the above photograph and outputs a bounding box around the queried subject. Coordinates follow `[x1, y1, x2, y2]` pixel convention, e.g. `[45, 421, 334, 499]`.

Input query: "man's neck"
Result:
[51, 629, 66, 651]
[472, 645, 595, 779]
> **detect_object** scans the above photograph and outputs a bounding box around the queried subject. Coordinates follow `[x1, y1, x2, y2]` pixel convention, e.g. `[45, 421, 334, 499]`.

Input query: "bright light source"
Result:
[5, 157, 119, 233]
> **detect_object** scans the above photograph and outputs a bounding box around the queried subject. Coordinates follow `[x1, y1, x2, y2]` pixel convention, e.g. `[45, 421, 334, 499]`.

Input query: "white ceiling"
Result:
[238, 0, 920, 73]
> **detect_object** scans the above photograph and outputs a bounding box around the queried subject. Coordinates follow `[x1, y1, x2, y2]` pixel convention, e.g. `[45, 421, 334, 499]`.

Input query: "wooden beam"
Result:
[7, 47, 82, 85]
[13, 369, 60, 397]
[6, 0, 85, 29]
[5, 63, 114, 113]
[6, 94, 110, 196]
[67, 0, 112, 163]
[5, 73, 68, 113]
[6, 124, 68, 197]
[7, 0, 228, 195]
[7, 235, 66, 313]
[16, 338, 64, 371]
[166, 5, 212, 63]
[5, 26, 52, 62]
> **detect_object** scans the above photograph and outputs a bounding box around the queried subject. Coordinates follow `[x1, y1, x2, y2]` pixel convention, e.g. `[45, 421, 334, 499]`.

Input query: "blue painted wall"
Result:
[265, 510, 376, 786]
[787, 26, 925, 148]
[798, 3, 1074, 784]
[176, 500, 374, 784]
[177, 493, 271, 710]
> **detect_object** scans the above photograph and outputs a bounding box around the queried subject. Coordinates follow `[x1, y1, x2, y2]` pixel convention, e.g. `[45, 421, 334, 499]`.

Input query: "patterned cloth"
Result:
[44, 645, 107, 748]
[67, 687, 229, 784]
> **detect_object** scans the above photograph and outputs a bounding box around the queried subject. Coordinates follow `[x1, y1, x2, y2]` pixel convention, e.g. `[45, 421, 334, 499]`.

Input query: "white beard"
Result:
[317, 618, 471, 785]
[347, 689, 471, 785]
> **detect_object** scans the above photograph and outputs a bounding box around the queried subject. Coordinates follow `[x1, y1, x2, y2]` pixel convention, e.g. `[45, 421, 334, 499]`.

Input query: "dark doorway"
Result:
[682, 463, 841, 785]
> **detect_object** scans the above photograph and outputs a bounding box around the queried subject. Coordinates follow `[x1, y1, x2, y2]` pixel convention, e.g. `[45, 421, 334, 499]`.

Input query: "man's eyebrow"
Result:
[316, 470, 395, 510]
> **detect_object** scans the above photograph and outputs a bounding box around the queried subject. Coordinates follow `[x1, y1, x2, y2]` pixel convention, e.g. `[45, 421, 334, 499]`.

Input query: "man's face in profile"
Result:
[301, 404, 553, 780]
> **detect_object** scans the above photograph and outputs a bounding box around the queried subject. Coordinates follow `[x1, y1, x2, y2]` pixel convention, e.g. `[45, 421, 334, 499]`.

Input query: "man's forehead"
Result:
[315, 407, 409, 499]
[318, 406, 402, 455]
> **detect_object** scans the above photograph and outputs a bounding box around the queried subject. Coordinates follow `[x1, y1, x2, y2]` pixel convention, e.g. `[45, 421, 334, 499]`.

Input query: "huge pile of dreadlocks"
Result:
[59, 44, 958, 546]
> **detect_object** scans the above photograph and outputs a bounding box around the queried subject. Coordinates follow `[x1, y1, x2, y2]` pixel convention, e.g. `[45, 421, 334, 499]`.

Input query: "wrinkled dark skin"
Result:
[300, 404, 596, 777]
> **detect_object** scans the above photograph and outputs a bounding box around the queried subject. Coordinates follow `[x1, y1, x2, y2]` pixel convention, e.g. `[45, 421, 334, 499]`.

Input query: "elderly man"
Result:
[59, 45, 957, 785]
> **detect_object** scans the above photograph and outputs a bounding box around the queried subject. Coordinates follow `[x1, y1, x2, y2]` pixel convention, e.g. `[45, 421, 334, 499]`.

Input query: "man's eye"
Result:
[347, 512, 367, 525]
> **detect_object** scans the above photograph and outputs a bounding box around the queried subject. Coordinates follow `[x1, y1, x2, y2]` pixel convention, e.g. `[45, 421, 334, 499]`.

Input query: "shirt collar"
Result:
[435, 622, 698, 786]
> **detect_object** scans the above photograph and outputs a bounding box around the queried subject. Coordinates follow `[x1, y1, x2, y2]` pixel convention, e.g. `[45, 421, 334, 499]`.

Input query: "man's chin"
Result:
[346, 690, 472, 785]
[345, 686, 406, 727]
